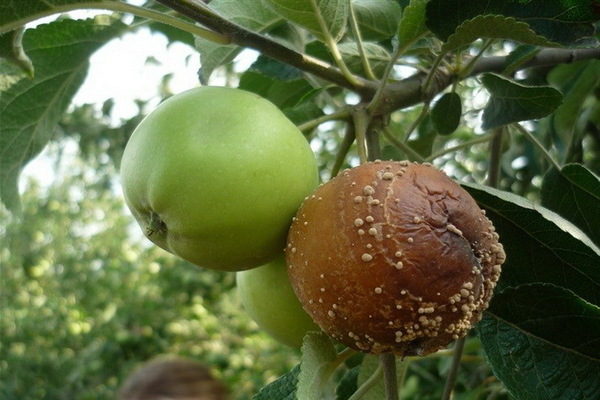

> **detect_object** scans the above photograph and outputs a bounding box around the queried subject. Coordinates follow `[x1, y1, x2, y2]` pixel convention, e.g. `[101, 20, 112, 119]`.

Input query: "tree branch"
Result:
[153, 0, 599, 116]
[374, 47, 600, 116]
[155, 0, 374, 96]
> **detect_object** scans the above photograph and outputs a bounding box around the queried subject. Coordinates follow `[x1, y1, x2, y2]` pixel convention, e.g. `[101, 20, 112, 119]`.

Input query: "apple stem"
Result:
[381, 353, 401, 400]
[441, 337, 466, 400]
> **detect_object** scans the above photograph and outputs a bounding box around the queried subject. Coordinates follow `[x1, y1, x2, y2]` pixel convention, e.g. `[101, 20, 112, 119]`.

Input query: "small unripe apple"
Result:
[120, 86, 319, 271]
[286, 161, 505, 356]
[236, 255, 320, 348]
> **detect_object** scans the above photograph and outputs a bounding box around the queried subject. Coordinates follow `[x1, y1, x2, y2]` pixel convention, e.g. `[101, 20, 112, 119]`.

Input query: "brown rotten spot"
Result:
[286, 161, 505, 356]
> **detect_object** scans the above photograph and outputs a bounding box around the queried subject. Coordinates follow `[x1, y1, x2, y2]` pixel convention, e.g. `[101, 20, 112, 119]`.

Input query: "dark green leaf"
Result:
[0, 17, 126, 212]
[502, 45, 541, 76]
[431, 92, 461, 135]
[547, 60, 600, 149]
[407, 113, 436, 158]
[335, 365, 359, 400]
[488, 283, 600, 359]
[238, 70, 320, 112]
[481, 73, 563, 130]
[196, 0, 281, 83]
[425, 0, 600, 46]
[441, 15, 555, 53]
[462, 182, 600, 306]
[262, 0, 348, 42]
[479, 284, 600, 400]
[0, 27, 33, 77]
[352, 0, 402, 41]
[250, 55, 303, 81]
[252, 365, 299, 400]
[542, 164, 600, 246]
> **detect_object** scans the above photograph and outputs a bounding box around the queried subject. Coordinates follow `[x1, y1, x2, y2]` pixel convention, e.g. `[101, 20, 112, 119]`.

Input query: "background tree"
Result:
[1, 0, 599, 399]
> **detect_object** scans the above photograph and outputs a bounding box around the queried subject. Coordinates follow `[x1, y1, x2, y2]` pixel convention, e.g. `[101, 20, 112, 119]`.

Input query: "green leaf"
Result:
[338, 42, 391, 79]
[462, 182, 600, 306]
[396, 0, 429, 51]
[352, 0, 402, 41]
[296, 332, 339, 400]
[0, 27, 33, 77]
[335, 365, 359, 400]
[237, 70, 323, 124]
[481, 73, 563, 130]
[262, 0, 348, 42]
[252, 364, 299, 400]
[430, 92, 461, 135]
[478, 284, 600, 400]
[355, 355, 383, 400]
[547, 60, 600, 148]
[195, 0, 281, 83]
[425, 0, 600, 46]
[0, 0, 104, 33]
[0, 17, 126, 213]
[249, 55, 303, 81]
[502, 45, 541, 76]
[441, 15, 555, 53]
[542, 164, 600, 246]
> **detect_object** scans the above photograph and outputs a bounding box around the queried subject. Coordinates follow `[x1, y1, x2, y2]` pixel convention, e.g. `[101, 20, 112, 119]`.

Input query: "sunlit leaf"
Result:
[262, 0, 348, 42]
[352, 0, 402, 41]
[0, 17, 126, 212]
[195, 0, 281, 83]
[396, 0, 429, 51]
[296, 332, 338, 400]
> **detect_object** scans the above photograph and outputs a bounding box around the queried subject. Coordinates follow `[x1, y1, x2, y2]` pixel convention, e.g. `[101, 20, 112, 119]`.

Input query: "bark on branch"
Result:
[156, 0, 600, 116]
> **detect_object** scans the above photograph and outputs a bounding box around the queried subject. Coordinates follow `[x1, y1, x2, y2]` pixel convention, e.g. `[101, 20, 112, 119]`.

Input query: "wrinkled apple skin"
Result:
[121, 86, 319, 271]
[237, 256, 320, 348]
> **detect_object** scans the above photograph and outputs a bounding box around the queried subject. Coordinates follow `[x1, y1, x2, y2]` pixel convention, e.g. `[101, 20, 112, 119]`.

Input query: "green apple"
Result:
[120, 86, 319, 271]
[236, 255, 320, 348]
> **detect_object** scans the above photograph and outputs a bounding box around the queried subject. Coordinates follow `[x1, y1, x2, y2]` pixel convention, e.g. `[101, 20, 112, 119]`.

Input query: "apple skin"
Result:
[120, 86, 319, 271]
[236, 255, 320, 348]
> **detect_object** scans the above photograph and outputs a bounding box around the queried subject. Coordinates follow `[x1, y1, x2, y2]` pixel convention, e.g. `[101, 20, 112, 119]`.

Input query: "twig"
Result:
[156, 0, 374, 94]
[441, 337, 466, 400]
[511, 123, 561, 171]
[381, 353, 399, 400]
[347, 364, 383, 400]
[487, 127, 505, 187]
[403, 102, 431, 143]
[330, 122, 356, 178]
[348, 0, 378, 81]
[353, 107, 371, 164]
[425, 133, 495, 162]
[381, 125, 425, 162]
[297, 106, 353, 133]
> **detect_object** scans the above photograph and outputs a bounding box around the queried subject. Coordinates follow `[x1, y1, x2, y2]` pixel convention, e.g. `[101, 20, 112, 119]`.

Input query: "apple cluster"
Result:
[121, 87, 504, 353]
